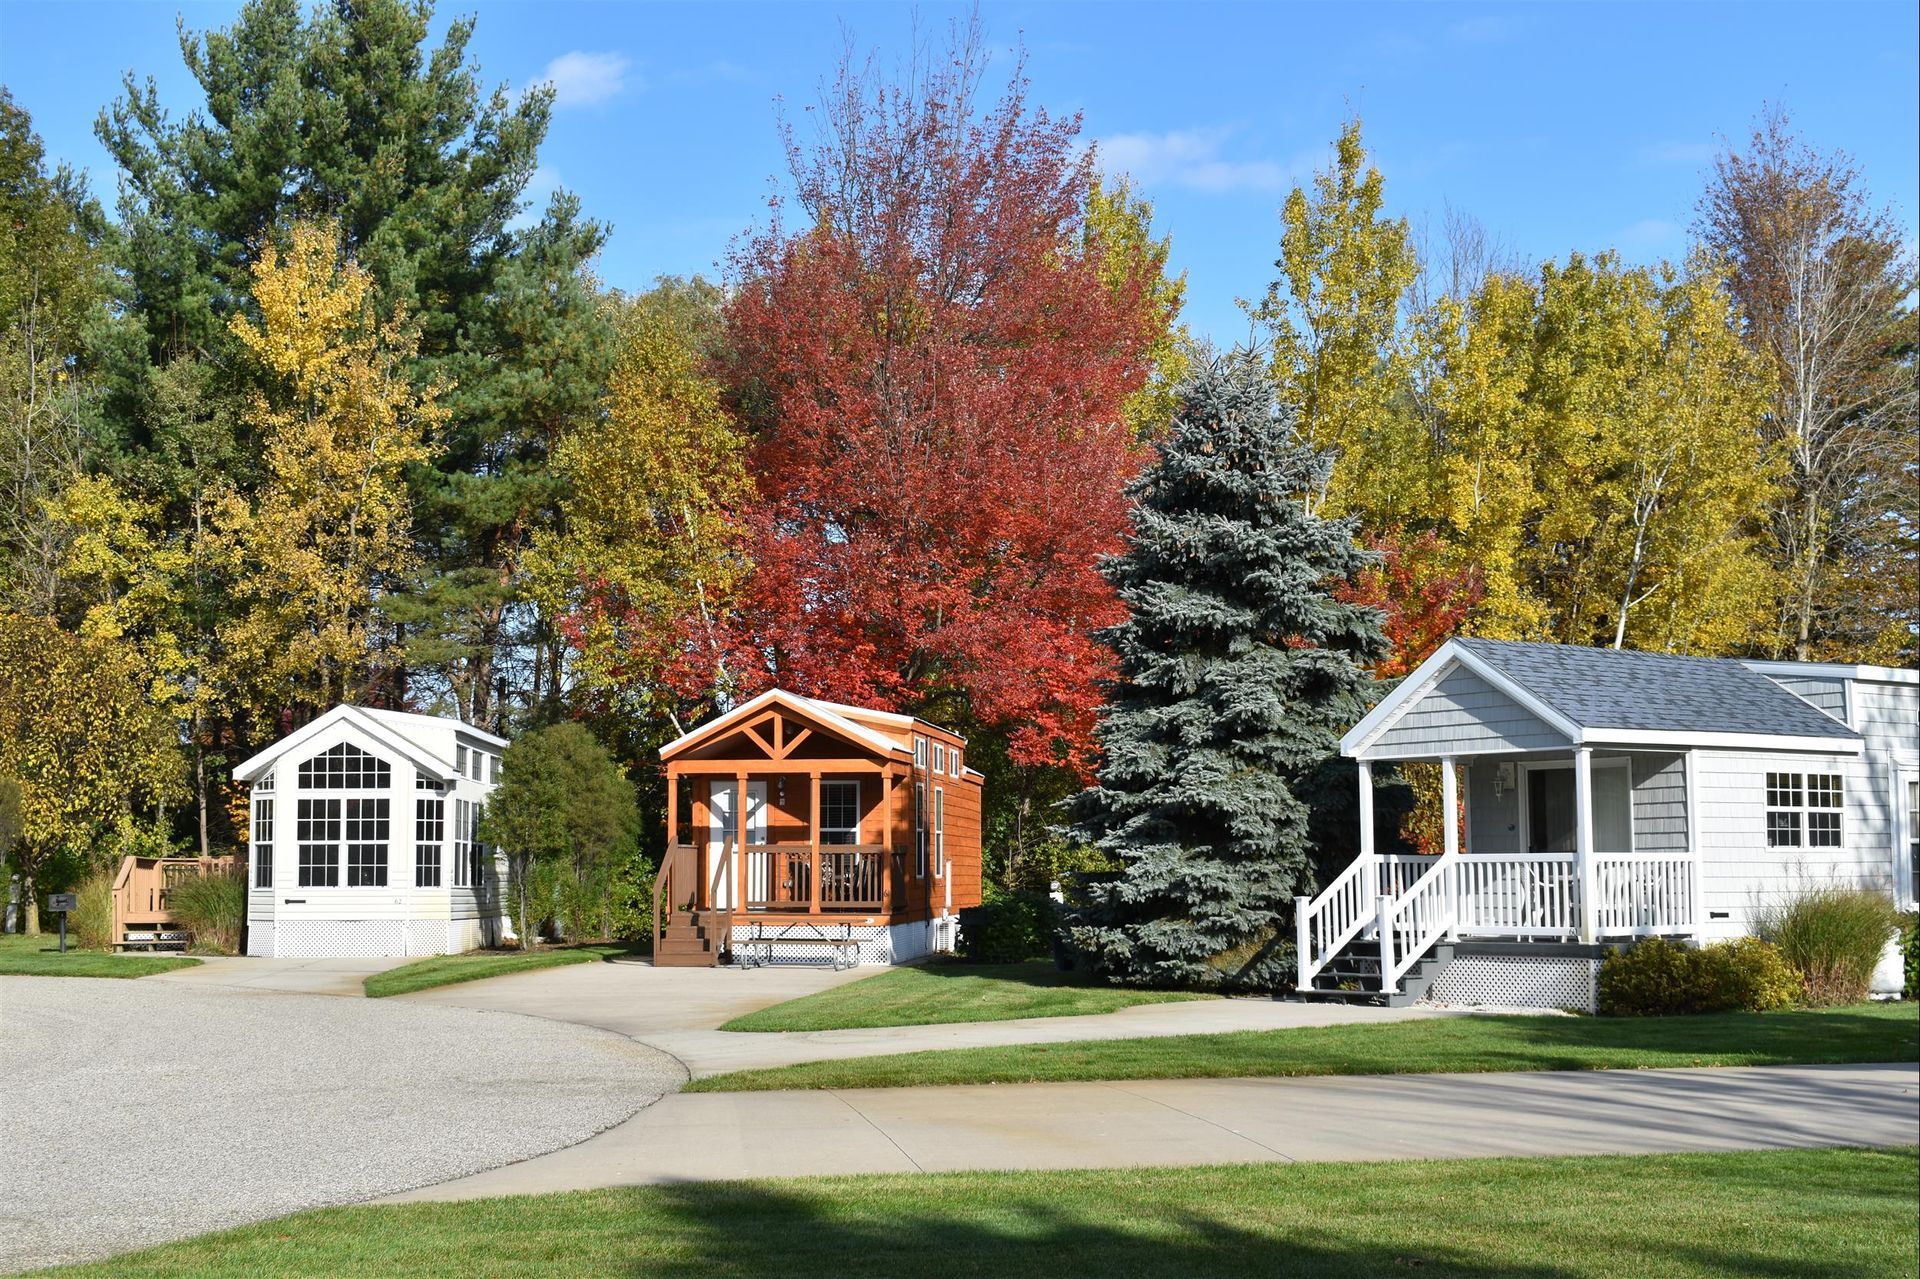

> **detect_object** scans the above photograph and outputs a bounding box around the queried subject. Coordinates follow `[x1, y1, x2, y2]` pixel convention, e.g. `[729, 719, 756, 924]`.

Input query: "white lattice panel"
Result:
[1427, 955, 1596, 1012]
[404, 919, 452, 956]
[730, 919, 958, 966]
[272, 919, 407, 958]
[246, 922, 275, 956]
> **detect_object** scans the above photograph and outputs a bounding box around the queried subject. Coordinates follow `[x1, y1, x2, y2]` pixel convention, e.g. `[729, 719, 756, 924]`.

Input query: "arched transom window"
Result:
[298, 742, 392, 790]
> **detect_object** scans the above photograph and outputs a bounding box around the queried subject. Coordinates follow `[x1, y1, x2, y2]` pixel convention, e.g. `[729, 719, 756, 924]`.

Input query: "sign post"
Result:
[47, 892, 77, 953]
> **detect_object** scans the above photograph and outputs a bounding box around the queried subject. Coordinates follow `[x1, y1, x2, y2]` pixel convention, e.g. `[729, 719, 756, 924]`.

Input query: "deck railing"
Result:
[739, 843, 889, 913]
[109, 854, 240, 943]
[1297, 850, 1701, 993]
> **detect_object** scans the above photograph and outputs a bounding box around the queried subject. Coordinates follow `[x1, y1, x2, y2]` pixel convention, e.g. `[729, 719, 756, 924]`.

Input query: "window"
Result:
[344, 798, 389, 886]
[252, 797, 274, 888]
[915, 783, 927, 878]
[1767, 771, 1843, 849]
[257, 769, 274, 793]
[950, 747, 961, 777]
[471, 750, 484, 781]
[821, 781, 860, 845]
[914, 735, 927, 770]
[933, 787, 945, 877]
[298, 742, 390, 790]
[297, 798, 341, 887]
[452, 799, 472, 888]
[1907, 778, 1919, 904]
[416, 796, 444, 887]
[489, 753, 501, 783]
[456, 744, 467, 774]
[932, 743, 947, 775]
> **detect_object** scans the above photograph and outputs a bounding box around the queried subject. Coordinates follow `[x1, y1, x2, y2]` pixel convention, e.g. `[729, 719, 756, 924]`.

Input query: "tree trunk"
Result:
[22, 865, 39, 936]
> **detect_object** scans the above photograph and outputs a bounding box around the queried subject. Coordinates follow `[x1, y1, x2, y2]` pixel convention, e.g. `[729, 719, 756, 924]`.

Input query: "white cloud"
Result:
[539, 51, 634, 108]
[1094, 126, 1293, 194]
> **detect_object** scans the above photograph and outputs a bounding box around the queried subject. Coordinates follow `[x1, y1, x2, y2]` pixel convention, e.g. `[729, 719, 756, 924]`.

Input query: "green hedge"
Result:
[1599, 937, 1801, 1017]
[957, 888, 1057, 964]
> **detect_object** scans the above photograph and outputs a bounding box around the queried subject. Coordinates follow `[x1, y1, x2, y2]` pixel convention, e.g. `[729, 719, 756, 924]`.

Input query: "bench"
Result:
[735, 922, 861, 970]
[115, 930, 190, 952]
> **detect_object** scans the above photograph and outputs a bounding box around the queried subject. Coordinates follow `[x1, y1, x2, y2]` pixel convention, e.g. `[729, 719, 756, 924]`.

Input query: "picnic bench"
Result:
[734, 921, 861, 970]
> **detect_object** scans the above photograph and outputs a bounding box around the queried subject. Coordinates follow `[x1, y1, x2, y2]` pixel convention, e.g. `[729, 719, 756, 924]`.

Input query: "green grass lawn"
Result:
[720, 960, 1211, 1031]
[690, 1000, 1919, 1091]
[0, 932, 200, 979]
[31, 1147, 1916, 1278]
[364, 943, 634, 998]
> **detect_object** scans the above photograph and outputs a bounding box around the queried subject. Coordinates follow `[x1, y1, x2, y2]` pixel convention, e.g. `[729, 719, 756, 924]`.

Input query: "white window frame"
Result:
[933, 743, 947, 775]
[1766, 770, 1843, 850]
[914, 735, 927, 770]
[252, 796, 274, 888]
[1896, 769, 1918, 908]
[933, 785, 945, 878]
[452, 798, 473, 888]
[415, 795, 445, 888]
[915, 782, 927, 878]
[820, 780, 861, 846]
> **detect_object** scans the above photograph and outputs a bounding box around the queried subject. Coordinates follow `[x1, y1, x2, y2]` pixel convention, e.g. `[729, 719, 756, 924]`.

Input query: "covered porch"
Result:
[1297, 745, 1704, 995]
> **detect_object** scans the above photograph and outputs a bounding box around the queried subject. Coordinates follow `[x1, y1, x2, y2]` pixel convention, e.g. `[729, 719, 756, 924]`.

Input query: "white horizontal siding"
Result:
[1628, 752, 1688, 852]
[1692, 749, 1896, 939]
[1372, 666, 1570, 758]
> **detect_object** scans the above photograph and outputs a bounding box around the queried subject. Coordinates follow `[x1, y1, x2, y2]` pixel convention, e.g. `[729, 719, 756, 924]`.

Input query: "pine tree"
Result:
[1066, 352, 1386, 989]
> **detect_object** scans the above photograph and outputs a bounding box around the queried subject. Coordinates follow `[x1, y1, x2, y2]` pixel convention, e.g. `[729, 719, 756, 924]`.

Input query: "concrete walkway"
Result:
[147, 953, 412, 997]
[402, 958, 1450, 1077]
[385, 1062, 1920, 1199]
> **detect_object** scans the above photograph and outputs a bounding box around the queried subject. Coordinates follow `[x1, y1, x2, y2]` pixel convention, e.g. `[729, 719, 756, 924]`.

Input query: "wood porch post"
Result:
[665, 770, 678, 848]
[880, 767, 895, 915]
[734, 769, 748, 915]
[1574, 747, 1597, 943]
[808, 771, 821, 916]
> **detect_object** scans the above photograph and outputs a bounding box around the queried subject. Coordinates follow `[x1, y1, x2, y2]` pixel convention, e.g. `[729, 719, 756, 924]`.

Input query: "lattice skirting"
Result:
[245, 921, 274, 956]
[730, 918, 958, 966]
[267, 919, 407, 958]
[1426, 955, 1597, 1012]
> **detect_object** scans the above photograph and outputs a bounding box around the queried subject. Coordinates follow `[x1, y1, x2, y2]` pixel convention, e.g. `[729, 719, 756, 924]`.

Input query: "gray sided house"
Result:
[1299, 639, 1917, 1010]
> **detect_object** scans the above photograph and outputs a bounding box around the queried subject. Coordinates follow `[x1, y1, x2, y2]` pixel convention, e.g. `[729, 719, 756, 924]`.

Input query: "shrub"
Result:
[1898, 913, 1918, 1000]
[958, 886, 1057, 964]
[1598, 936, 1800, 1016]
[1754, 886, 1900, 1006]
[66, 871, 116, 950]
[168, 867, 246, 954]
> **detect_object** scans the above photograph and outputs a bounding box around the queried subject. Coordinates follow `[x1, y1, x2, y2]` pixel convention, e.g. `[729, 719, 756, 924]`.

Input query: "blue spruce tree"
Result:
[1066, 352, 1386, 988]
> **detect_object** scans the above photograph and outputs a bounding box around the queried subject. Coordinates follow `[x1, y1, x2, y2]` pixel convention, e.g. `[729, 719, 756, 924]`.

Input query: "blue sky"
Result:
[3, 1, 1914, 342]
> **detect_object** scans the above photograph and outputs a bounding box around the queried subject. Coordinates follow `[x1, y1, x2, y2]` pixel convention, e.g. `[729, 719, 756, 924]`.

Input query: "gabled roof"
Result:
[1343, 638, 1865, 758]
[232, 705, 484, 784]
[658, 688, 913, 762]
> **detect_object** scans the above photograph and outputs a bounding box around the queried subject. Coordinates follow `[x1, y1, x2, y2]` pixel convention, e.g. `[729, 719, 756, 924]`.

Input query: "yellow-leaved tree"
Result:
[525, 297, 751, 723]
[216, 221, 441, 721]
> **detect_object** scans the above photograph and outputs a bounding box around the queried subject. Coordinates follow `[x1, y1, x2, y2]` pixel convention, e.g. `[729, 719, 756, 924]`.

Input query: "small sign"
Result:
[47, 893, 77, 912]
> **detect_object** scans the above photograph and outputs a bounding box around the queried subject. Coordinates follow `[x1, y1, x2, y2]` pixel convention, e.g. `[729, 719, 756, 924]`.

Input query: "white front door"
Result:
[708, 780, 767, 909]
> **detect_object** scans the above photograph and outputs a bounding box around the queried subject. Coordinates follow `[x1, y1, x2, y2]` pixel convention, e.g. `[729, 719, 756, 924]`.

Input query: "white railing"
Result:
[1294, 854, 1378, 988]
[1453, 853, 1580, 939]
[1593, 853, 1698, 937]
[1382, 855, 1456, 989]
[1297, 849, 1701, 994]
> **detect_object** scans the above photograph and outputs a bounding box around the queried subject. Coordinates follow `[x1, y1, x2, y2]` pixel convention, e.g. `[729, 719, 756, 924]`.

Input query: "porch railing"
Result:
[1297, 850, 1701, 993]
[739, 843, 890, 912]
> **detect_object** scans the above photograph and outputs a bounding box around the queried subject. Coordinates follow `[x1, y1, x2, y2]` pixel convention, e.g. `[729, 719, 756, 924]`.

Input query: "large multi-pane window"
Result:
[1766, 772, 1843, 849]
[820, 781, 860, 845]
[451, 799, 486, 888]
[297, 798, 342, 886]
[298, 743, 390, 790]
[344, 797, 390, 886]
[416, 796, 445, 888]
[252, 797, 274, 888]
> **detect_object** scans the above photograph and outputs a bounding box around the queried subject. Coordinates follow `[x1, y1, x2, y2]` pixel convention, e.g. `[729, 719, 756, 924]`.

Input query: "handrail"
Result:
[1453, 853, 1579, 939]
[1294, 852, 1378, 990]
[651, 843, 698, 957]
[1592, 852, 1696, 936]
[1382, 853, 1457, 991]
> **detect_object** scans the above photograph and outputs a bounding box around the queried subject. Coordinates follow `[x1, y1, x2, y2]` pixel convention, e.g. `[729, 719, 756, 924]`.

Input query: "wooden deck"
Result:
[109, 854, 241, 949]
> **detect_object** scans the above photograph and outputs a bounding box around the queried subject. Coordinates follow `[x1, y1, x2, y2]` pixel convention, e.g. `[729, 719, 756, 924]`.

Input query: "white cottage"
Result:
[232, 705, 512, 958]
[1300, 640, 1917, 1009]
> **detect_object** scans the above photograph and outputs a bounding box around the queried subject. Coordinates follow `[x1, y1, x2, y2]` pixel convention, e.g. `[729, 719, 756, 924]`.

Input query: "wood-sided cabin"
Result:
[653, 690, 984, 967]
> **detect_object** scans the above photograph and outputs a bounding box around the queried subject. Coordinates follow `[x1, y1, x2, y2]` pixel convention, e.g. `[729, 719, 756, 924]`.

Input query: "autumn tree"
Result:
[1699, 108, 1918, 662]
[1253, 119, 1421, 522]
[215, 221, 440, 723]
[0, 613, 181, 934]
[715, 24, 1172, 858]
[527, 294, 752, 732]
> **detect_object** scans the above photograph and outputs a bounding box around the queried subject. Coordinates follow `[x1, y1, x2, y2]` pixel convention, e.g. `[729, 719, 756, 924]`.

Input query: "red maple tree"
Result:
[1336, 530, 1484, 679]
[708, 36, 1165, 775]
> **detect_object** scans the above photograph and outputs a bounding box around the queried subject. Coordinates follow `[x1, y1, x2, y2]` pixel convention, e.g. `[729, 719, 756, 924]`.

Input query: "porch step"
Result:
[653, 910, 724, 967]
[1295, 942, 1455, 1007]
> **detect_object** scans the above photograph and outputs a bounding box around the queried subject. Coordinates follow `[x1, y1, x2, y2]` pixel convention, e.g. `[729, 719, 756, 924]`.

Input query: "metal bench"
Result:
[735, 922, 860, 970]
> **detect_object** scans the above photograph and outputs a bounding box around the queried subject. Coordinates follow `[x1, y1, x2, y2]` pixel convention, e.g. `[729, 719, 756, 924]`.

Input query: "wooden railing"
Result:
[651, 842, 701, 957]
[110, 854, 240, 942]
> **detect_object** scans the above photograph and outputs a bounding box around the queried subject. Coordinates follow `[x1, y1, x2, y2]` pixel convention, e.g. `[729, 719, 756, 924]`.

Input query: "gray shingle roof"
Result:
[1455, 639, 1860, 740]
